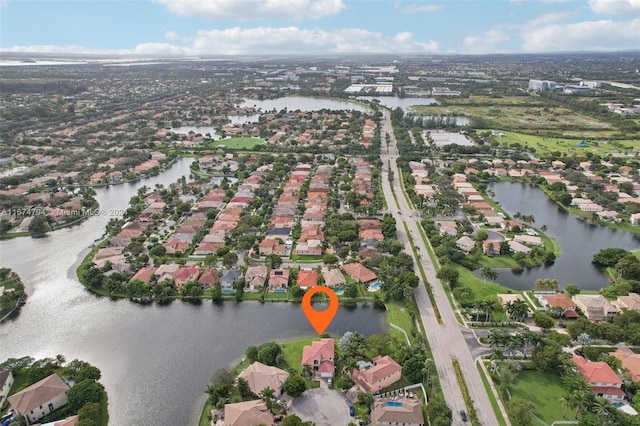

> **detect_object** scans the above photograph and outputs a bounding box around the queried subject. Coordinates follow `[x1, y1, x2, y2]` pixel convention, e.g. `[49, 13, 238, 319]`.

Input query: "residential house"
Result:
[301, 338, 335, 378]
[542, 294, 579, 319]
[351, 355, 402, 393]
[572, 355, 625, 401]
[508, 240, 531, 255]
[611, 349, 640, 383]
[198, 268, 220, 289]
[341, 263, 377, 286]
[0, 370, 13, 410]
[174, 266, 200, 287]
[268, 269, 290, 292]
[162, 238, 190, 255]
[237, 362, 290, 397]
[371, 397, 424, 426]
[613, 293, 640, 312]
[244, 265, 267, 292]
[456, 236, 476, 253]
[293, 239, 322, 256]
[297, 270, 318, 289]
[631, 213, 640, 226]
[572, 295, 619, 322]
[154, 264, 180, 284]
[223, 400, 274, 426]
[514, 235, 543, 246]
[258, 238, 286, 256]
[8, 374, 70, 423]
[482, 240, 501, 256]
[39, 415, 78, 426]
[321, 268, 346, 288]
[130, 267, 156, 284]
[221, 269, 243, 293]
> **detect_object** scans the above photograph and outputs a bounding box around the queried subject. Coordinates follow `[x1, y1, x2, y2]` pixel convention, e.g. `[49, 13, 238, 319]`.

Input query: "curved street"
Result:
[379, 109, 501, 426]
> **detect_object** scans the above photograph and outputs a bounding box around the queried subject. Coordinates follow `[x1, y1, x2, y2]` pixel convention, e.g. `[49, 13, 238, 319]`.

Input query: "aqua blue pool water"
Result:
[274, 289, 286, 294]
[613, 402, 625, 408]
[370, 282, 381, 290]
[385, 402, 403, 407]
[334, 289, 344, 295]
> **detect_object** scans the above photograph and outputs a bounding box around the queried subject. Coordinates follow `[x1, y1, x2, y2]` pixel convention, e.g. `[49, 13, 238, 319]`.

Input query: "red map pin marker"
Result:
[301, 287, 339, 335]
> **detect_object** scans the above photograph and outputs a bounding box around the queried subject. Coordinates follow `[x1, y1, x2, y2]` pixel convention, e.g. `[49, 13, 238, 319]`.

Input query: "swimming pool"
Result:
[613, 402, 625, 408]
[334, 289, 344, 295]
[370, 282, 381, 291]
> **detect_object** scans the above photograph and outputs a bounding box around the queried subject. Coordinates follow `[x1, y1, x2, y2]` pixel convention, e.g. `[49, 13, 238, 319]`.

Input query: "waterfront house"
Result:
[154, 264, 180, 284]
[302, 338, 335, 378]
[268, 269, 289, 292]
[223, 400, 274, 426]
[174, 266, 200, 287]
[507, 240, 531, 255]
[244, 265, 267, 292]
[221, 269, 243, 293]
[198, 268, 220, 289]
[130, 267, 156, 284]
[238, 362, 290, 397]
[613, 293, 640, 312]
[572, 295, 619, 322]
[572, 355, 624, 401]
[8, 374, 70, 423]
[297, 270, 318, 289]
[341, 263, 377, 286]
[371, 397, 424, 426]
[351, 355, 402, 393]
[321, 268, 346, 288]
[542, 294, 579, 319]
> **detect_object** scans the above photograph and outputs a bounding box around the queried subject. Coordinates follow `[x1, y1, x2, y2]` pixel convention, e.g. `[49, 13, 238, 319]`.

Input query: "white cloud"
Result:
[2, 27, 439, 56]
[186, 27, 438, 54]
[463, 29, 510, 53]
[154, 0, 346, 20]
[521, 18, 640, 51]
[589, 0, 640, 15]
[394, 1, 443, 14]
[524, 11, 575, 28]
[1, 45, 129, 54]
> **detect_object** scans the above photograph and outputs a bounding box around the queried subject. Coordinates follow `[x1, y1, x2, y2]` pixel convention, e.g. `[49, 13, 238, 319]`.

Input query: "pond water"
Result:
[490, 182, 640, 291]
[238, 96, 368, 112]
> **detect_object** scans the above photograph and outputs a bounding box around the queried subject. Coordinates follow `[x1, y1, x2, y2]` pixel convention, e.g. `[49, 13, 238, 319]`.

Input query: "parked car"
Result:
[460, 410, 468, 422]
[349, 405, 355, 417]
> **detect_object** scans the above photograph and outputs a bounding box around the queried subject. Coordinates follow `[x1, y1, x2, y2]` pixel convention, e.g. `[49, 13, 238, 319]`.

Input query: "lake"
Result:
[0, 158, 387, 426]
[238, 96, 368, 112]
[490, 182, 640, 291]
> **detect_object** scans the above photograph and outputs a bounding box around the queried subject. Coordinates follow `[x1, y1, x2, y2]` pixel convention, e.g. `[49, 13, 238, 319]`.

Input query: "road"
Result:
[379, 109, 500, 426]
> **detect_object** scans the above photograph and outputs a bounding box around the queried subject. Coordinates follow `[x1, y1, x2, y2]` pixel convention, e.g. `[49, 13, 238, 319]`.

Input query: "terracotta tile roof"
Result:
[223, 400, 274, 426]
[341, 263, 377, 284]
[543, 294, 577, 309]
[8, 374, 69, 417]
[612, 349, 640, 382]
[297, 270, 318, 288]
[301, 338, 334, 366]
[238, 362, 290, 396]
[573, 355, 623, 386]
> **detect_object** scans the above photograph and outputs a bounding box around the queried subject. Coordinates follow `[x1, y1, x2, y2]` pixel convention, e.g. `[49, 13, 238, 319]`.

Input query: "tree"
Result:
[265, 254, 282, 269]
[476, 229, 488, 241]
[322, 254, 339, 265]
[532, 340, 567, 372]
[28, 215, 49, 235]
[533, 312, 555, 331]
[256, 342, 282, 366]
[403, 356, 426, 383]
[479, 267, 498, 286]
[211, 283, 222, 302]
[246, 346, 258, 363]
[237, 377, 253, 398]
[222, 252, 238, 268]
[344, 282, 358, 298]
[259, 386, 276, 410]
[283, 374, 306, 397]
[338, 246, 350, 260]
[565, 284, 581, 297]
[67, 379, 105, 411]
[357, 390, 374, 407]
[436, 265, 459, 287]
[62, 359, 101, 382]
[282, 415, 314, 426]
[577, 333, 593, 352]
[290, 285, 304, 299]
[592, 248, 629, 268]
[426, 397, 452, 426]
[507, 397, 534, 426]
[77, 401, 101, 425]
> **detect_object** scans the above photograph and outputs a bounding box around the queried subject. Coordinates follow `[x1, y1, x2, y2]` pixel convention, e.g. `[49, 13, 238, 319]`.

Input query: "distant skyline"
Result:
[1, 0, 639, 55]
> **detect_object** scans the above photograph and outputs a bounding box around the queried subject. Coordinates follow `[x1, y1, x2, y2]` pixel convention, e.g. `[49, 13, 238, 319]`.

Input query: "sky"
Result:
[1, 0, 639, 55]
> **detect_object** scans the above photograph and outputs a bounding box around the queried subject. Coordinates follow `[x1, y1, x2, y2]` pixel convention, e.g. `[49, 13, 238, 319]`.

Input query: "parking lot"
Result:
[288, 388, 354, 426]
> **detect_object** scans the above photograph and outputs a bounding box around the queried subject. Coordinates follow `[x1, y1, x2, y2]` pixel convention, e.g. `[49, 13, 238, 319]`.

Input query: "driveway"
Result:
[288, 388, 353, 426]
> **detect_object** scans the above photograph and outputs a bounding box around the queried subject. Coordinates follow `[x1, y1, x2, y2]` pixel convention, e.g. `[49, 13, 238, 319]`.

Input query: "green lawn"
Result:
[478, 256, 520, 269]
[457, 267, 513, 299]
[491, 130, 637, 155]
[508, 369, 567, 425]
[386, 301, 415, 343]
[477, 362, 508, 426]
[281, 338, 317, 373]
[210, 137, 265, 149]
[582, 346, 616, 361]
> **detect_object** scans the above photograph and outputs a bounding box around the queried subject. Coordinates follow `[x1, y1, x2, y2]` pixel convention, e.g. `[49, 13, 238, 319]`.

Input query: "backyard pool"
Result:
[334, 289, 344, 295]
[370, 282, 382, 291]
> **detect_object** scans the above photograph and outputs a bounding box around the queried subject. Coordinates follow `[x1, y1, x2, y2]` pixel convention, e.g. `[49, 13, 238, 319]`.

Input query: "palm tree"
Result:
[479, 267, 498, 286]
[559, 396, 570, 418]
[540, 224, 548, 233]
[484, 299, 498, 322]
[510, 300, 530, 322]
[259, 387, 276, 410]
[490, 348, 506, 374]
